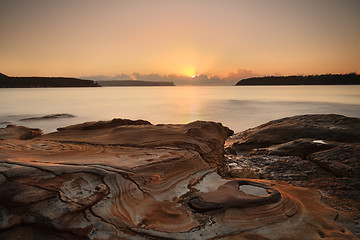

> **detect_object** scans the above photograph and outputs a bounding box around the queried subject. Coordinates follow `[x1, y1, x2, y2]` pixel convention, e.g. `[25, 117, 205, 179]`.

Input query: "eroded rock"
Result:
[0, 118, 357, 239]
[308, 145, 360, 178]
[224, 155, 334, 181]
[226, 114, 360, 238]
[57, 118, 151, 131]
[249, 138, 338, 159]
[0, 125, 43, 140]
[227, 114, 360, 153]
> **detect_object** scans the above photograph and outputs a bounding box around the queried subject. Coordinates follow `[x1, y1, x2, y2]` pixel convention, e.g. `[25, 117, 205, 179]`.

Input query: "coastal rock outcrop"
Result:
[0, 118, 358, 239]
[0, 125, 43, 140]
[56, 118, 152, 131]
[20, 114, 75, 121]
[227, 114, 360, 153]
[226, 114, 360, 237]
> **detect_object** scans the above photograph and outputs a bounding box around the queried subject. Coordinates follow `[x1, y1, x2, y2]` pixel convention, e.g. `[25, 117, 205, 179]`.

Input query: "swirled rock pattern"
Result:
[0, 118, 358, 239]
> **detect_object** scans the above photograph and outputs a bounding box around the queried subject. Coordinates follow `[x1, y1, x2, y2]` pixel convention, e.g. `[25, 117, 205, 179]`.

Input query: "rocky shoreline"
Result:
[0, 115, 359, 239]
[225, 114, 360, 237]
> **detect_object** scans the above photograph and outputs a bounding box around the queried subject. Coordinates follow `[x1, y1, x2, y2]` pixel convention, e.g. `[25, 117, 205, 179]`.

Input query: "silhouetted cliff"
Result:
[97, 80, 175, 86]
[236, 73, 360, 86]
[0, 73, 100, 88]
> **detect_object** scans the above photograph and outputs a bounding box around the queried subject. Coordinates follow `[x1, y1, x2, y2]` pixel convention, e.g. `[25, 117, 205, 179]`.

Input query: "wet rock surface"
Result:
[226, 114, 360, 237]
[0, 117, 358, 239]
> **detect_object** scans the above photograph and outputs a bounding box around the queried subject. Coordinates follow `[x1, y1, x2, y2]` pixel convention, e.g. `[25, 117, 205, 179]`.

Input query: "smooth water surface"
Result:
[1, 86, 360, 133]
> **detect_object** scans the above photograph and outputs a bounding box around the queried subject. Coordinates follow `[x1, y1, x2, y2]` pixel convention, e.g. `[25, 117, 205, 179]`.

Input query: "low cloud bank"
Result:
[83, 69, 258, 86]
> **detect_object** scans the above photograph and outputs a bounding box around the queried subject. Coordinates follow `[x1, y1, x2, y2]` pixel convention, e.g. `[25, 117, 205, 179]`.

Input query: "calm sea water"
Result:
[1, 86, 360, 133]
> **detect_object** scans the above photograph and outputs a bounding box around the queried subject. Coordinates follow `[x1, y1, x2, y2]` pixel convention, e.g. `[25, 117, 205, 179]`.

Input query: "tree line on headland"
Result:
[0, 73, 100, 88]
[236, 73, 360, 86]
[96, 80, 174, 86]
[1, 72, 359, 87]
[0, 73, 175, 87]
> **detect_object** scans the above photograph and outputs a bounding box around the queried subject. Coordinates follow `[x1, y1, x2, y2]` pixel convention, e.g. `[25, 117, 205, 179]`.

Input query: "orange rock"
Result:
[0, 118, 357, 239]
[0, 125, 42, 140]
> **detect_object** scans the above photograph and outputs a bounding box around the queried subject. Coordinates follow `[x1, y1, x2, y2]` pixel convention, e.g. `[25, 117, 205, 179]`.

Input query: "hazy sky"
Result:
[1, 0, 359, 83]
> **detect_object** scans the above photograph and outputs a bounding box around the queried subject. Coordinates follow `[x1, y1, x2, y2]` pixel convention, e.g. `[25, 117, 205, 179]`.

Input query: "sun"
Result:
[182, 67, 197, 78]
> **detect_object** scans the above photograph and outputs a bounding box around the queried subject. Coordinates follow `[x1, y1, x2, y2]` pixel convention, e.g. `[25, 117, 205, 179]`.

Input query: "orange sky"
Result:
[0, 0, 359, 82]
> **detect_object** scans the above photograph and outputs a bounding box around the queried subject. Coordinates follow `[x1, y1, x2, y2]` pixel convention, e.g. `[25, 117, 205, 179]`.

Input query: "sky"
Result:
[0, 0, 359, 85]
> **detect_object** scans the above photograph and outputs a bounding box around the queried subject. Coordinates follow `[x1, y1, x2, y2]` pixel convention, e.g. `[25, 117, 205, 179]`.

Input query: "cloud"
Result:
[82, 68, 258, 86]
[131, 73, 170, 82]
[225, 69, 259, 81]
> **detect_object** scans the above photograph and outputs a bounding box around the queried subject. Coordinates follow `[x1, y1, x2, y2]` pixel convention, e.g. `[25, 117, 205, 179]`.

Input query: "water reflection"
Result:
[0, 86, 359, 133]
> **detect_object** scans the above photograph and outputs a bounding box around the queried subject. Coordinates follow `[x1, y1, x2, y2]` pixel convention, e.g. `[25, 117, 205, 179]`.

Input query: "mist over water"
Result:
[1, 86, 360, 133]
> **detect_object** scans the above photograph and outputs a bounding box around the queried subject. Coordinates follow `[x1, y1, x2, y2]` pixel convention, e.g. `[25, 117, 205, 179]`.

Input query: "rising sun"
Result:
[182, 67, 197, 78]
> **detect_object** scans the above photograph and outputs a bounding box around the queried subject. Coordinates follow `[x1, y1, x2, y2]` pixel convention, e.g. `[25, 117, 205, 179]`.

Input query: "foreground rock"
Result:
[0, 118, 358, 239]
[226, 114, 360, 237]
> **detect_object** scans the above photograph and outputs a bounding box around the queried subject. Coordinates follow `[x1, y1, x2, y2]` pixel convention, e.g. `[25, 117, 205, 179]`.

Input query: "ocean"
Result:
[1, 85, 360, 134]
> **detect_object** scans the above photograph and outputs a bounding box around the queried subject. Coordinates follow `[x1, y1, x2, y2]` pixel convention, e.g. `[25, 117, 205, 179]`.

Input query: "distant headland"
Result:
[0, 73, 100, 88]
[96, 80, 175, 86]
[0, 73, 175, 87]
[236, 73, 360, 86]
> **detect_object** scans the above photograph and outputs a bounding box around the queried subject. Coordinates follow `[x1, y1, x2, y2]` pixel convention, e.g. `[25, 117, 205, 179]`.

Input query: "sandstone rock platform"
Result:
[0, 117, 358, 239]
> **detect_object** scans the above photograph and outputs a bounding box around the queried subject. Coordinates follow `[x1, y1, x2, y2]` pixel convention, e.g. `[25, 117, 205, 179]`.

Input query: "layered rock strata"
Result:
[0, 118, 358, 239]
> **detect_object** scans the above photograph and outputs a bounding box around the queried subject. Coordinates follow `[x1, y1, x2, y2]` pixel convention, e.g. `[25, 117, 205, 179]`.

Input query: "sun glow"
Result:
[182, 67, 196, 78]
